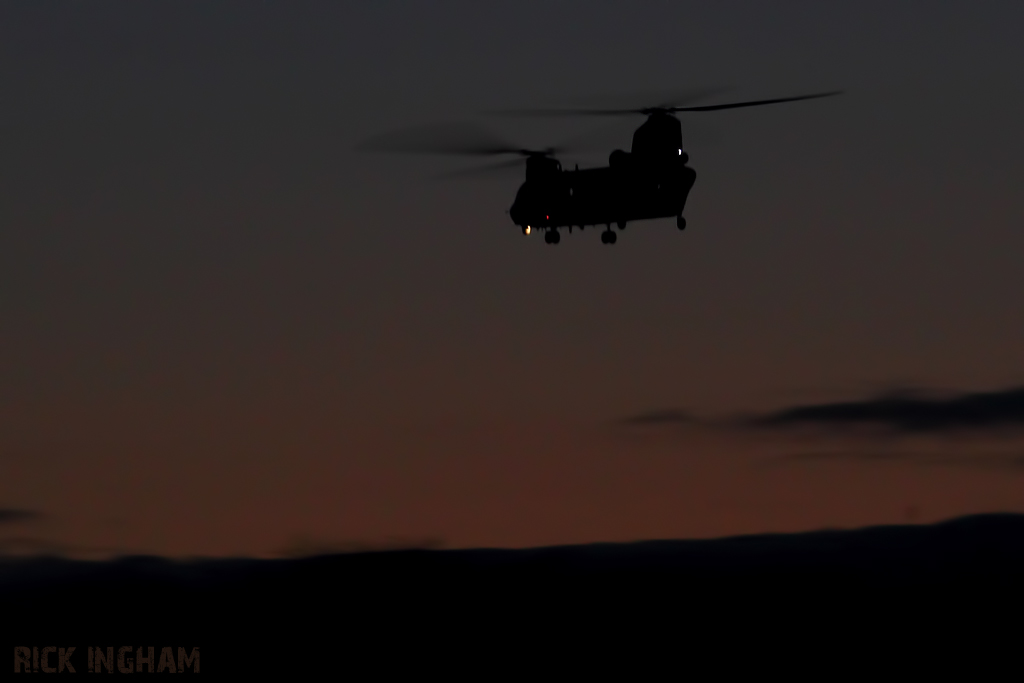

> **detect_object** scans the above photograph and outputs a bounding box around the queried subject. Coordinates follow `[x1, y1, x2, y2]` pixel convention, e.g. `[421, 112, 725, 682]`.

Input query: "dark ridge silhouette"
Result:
[755, 386, 1024, 433]
[2, 514, 1023, 675]
[618, 408, 694, 425]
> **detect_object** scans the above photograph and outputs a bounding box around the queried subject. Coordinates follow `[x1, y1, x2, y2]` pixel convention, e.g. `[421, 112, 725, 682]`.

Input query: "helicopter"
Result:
[360, 90, 841, 245]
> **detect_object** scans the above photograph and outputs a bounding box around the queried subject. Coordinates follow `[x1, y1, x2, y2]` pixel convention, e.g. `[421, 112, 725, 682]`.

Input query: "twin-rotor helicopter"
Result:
[360, 89, 841, 245]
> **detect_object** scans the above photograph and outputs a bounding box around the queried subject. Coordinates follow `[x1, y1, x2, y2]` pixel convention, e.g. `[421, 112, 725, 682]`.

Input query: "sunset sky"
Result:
[2, 1, 1024, 557]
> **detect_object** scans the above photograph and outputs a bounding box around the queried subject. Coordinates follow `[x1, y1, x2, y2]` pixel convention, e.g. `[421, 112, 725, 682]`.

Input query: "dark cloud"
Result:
[753, 387, 1024, 434]
[0, 509, 41, 524]
[771, 449, 1024, 469]
[618, 409, 694, 426]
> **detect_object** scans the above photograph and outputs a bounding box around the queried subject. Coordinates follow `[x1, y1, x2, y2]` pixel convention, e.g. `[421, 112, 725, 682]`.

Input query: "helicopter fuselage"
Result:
[508, 112, 696, 233]
[509, 155, 696, 231]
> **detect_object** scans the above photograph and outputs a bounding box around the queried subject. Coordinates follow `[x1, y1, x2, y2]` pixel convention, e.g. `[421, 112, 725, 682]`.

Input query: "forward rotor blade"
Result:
[356, 122, 571, 159]
[436, 157, 526, 179]
[667, 91, 843, 112]
[484, 106, 641, 117]
[355, 122, 525, 156]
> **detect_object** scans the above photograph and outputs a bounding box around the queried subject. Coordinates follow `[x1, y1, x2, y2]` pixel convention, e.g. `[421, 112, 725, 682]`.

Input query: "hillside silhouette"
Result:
[3, 514, 1023, 676]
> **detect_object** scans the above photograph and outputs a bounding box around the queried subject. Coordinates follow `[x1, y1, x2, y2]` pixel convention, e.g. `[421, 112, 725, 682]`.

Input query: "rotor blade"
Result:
[435, 157, 526, 179]
[484, 106, 643, 117]
[355, 122, 527, 156]
[485, 87, 729, 116]
[655, 86, 734, 110]
[667, 91, 843, 112]
[357, 121, 585, 162]
[487, 89, 841, 117]
[565, 86, 731, 112]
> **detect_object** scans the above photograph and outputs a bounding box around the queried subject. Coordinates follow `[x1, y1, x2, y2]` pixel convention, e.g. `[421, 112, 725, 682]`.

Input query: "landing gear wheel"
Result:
[546, 229, 560, 245]
[676, 214, 687, 231]
[602, 230, 617, 245]
[617, 221, 627, 230]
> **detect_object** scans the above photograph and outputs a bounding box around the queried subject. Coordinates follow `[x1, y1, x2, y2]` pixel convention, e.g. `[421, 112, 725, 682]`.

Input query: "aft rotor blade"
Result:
[488, 90, 842, 117]
[488, 86, 730, 117]
[667, 91, 842, 113]
[573, 86, 731, 112]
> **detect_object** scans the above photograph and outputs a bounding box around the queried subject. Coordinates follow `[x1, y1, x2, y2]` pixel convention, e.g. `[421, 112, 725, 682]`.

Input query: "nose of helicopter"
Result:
[509, 204, 549, 234]
[509, 202, 525, 228]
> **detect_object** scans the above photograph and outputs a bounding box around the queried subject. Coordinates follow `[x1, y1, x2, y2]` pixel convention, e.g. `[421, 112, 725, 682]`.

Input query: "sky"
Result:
[2, 1, 1024, 557]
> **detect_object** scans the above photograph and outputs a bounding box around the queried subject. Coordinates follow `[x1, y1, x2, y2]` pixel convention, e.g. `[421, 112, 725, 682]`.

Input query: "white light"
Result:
[525, 226, 531, 235]
[678, 148, 682, 155]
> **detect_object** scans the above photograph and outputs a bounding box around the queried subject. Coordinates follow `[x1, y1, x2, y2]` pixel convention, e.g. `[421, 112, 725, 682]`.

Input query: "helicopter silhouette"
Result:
[360, 90, 841, 245]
